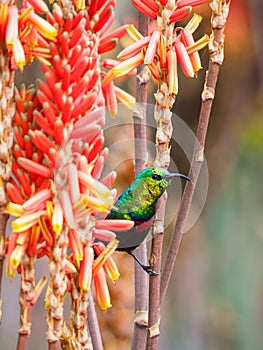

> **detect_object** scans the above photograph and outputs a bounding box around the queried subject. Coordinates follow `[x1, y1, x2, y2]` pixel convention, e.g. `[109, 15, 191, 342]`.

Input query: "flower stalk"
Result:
[131, 10, 149, 350]
[160, 0, 231, 304]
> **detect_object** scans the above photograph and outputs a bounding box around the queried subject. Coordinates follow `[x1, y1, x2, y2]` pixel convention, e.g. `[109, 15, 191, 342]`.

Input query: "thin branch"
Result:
[16, 335, 28, 350]
[87, 292, 104, 350]
[131, 11, 149, 350]
[146, 195, 166, 350]
[160, 0, 231, 304]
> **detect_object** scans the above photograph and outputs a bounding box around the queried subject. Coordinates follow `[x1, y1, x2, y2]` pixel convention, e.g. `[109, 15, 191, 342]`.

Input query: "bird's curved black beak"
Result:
[164, 172, 193, 184]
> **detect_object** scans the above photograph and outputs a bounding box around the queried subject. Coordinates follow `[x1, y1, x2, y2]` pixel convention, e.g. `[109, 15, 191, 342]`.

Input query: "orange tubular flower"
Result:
[144, 29, 161, 65]
[6, 234, 17, 277]
[0, 3, 8, 41]
[177, 0, 208, 8]
[79, 245, 94, 292]
[126, 24, 143, 41]
[169, 6, 192, 23]
[23, 189, 51, 212]
[167, 49, 178, 95]
[131, 0, 157, 20]
[12, 38, 26, 71]
[103, 52, 144, 85]
[18, 157, 52, 177]
[10, 242, 28, 269]
[12, 210, 46, 233]
[92, 239, 119, 277]
[5, 5, 18, 48]
[68, 229, 83, 267]
[174, 41, 195, 78]
[52, 202, 63, 235]
[117, 36, 150, 60]
[27, 0, 49, 14]
[95, 219, 134, 232]
[94, 268, 112, 311]
[93, 242, 120, 282]
[27, 225, 41, 257]
[27, 11, 57, 40]
[158, 34, 167, 69]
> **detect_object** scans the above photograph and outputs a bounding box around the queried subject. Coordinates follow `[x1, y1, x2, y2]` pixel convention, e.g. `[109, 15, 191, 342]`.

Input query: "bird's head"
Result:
[136, 167, 192, 199]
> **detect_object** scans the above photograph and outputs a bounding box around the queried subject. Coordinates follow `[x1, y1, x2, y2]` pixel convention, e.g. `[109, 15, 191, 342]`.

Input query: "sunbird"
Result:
[106, 167, 192, 275]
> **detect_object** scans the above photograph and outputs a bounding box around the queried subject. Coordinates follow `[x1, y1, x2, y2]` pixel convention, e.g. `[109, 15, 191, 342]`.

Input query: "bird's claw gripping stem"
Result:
[128, 251, 158, 275]
[142, 265, 159, 276]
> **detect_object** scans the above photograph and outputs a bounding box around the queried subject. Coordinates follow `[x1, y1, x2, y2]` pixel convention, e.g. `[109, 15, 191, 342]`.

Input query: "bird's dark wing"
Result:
[115, 217, 154, 251]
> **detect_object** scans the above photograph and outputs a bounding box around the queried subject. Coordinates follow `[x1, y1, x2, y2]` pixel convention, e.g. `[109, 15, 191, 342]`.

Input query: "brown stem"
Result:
[16, 334, 28, 350]
[146, 4, 176, 348]
[87, 292, 103, 350]
[160, 0, 231, 304]
[48, 342, 59, 350]
[146, 194, 166, 350]
[131, 11, 149, 350]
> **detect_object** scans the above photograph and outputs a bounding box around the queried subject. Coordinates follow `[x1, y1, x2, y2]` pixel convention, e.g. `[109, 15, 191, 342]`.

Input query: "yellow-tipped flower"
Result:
[46, 201, 53, 223]
[92, 239, 119, 277]
[52, 202, 63, 235]
[94, 242, 120, 282]
[79, 245, 94, 292]
[126, 24, 143, 41]
[5, 5, 18, 48]
[186, 34, 209, 55]
[10, 242, 28, 269]
[6, 202, 25, 217]
[28, 11, 58, 40]
[12, 210, 46, 232]
[31, 277, 48, 306]
[185, 13, 203, 33]
[114, 85, 135, 110]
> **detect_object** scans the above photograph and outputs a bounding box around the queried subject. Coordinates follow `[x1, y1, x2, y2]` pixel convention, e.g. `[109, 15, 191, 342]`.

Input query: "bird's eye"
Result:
[152, 174, 162, 181]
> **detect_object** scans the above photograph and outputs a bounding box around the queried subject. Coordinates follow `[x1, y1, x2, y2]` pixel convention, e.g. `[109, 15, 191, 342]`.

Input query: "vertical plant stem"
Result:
[16, 256, 35, 350]
[16, 336, 28, 350]
[146, 8, 176, 349]
[87, 292, 104, 350]
[160, 0, 231, 304]
[47, 228, 68, 350]
[131, 11, 149, 350]
[70, 277, 92, 349]
[146, 195, 166, 350]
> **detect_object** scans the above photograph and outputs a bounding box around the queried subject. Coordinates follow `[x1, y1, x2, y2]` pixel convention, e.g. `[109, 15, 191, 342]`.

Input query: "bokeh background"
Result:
[1, 0, 263, 349]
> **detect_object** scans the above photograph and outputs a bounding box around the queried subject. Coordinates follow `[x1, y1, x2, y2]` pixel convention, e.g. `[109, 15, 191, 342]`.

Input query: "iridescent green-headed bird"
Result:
[106, 167, 192, 275]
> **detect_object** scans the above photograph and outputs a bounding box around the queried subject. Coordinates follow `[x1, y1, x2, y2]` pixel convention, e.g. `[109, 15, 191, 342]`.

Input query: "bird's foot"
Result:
[142, 264, 158, 276]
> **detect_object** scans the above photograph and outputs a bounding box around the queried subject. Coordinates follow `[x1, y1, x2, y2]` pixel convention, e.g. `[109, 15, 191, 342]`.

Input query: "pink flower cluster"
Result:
[103, 0, 209, 96]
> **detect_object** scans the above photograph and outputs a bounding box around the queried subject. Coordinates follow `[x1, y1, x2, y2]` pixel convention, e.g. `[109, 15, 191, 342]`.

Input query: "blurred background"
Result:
[1, 0, 263, 349]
